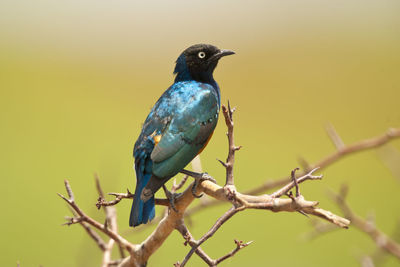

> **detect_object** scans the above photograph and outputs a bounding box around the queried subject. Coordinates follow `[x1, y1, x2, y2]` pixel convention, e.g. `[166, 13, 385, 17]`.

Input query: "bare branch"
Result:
[329, 185, 400, 259]
[95, 175, 125, 266]
[175, 220, 215, 266]
[247, 128, 400, 196]
[214, 240, 253, 265]
[58, 180, 136, 254]
[96, 190, 170, 208]
[221, 102, 241, 187]
[271, 167, 322, 198]
[57, 104, 400, 266]
[314, 128, 400, 171]
[175, 219, 252, 267]
[179, 207, 243, 266]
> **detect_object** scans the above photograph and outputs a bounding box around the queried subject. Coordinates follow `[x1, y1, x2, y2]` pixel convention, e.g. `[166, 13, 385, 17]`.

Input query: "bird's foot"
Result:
[180, 169, 217, 198]
[162, 185, 182, 212]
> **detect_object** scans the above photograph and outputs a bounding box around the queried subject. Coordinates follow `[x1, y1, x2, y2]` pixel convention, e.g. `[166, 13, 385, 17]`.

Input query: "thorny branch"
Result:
[304, 185, 400, 265]
[59, 102, 400, 266]
[329, 185, 400, 259]
[58, 180, 136, 253]
[183, 127, 400, 218]
[96, 190, 170, 208]
[174, 219, 252, 267]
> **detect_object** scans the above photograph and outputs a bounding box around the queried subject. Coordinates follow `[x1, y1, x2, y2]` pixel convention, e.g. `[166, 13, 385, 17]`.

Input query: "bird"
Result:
[130, 44, 234, 227]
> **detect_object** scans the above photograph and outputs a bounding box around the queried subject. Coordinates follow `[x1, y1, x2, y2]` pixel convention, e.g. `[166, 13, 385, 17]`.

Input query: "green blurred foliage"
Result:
[1, 0, 400, 266]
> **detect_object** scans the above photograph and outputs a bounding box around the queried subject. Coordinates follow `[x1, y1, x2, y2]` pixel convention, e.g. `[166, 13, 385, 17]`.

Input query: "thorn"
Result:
[298, 210, 309, 218]
[64, 179, 73, 198]
[245, 240, 254, 246]
[217, 158, 228, 168]
[291, 168, 301, 197]
[57, 192, 69, 203]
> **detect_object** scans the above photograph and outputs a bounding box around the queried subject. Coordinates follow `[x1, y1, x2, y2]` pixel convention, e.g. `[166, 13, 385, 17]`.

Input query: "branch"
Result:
[178, 207, 243, 266]
[270, 167, 322, 198]
[185, 127, 400, 215]
[96, 190, 170, 209]
[329, 185, 400, 259]
[58, 180, 136, 254]
[95, 175, 126, 266]
[175, 219, 251, 267]
[214, 240, 253, 265]
[58, 104, 400, 266]
[219, 102, 242, 187]
[314, 127, 400, 172]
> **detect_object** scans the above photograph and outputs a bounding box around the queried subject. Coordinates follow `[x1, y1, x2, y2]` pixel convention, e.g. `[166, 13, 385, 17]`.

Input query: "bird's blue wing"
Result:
[148, 82, 220, 177]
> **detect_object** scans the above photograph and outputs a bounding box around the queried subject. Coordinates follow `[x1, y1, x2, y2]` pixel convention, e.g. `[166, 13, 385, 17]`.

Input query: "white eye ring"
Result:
[198, 51, 206, 59]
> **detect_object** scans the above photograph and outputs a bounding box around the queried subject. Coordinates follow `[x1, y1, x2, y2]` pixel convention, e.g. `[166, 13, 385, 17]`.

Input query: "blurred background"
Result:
[1, 0, 400, 266]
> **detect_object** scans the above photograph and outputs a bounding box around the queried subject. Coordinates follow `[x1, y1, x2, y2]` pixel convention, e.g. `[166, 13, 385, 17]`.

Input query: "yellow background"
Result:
[1, 0, 400, 266]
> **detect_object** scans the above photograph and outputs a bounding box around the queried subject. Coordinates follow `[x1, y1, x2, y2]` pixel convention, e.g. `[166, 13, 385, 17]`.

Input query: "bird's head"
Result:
[174, 44, 235, 83]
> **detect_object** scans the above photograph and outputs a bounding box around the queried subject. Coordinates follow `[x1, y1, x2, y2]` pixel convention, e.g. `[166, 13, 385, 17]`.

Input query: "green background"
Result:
[1, 0, 400, 266]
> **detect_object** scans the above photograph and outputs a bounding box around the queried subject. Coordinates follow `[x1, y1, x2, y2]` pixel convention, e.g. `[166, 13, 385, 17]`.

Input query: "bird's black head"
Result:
[174, 44, 235, 83]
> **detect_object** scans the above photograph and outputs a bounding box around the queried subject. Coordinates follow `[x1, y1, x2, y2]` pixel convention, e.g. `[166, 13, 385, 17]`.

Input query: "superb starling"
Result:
[130, 44, 234, 227]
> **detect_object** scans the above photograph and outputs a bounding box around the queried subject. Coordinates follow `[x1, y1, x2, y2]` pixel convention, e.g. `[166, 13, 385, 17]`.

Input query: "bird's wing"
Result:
[149, 82, 219, 177]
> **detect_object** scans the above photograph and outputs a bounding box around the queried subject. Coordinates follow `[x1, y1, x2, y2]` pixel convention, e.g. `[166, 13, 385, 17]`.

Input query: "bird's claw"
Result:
[169, 193, 182, 212]
[179, 169, 217, 198]
[191, 180, 203, 198]
[200, 172, 217, 184]
[191, 172, 216, 198]
[162, 185, 182, 212]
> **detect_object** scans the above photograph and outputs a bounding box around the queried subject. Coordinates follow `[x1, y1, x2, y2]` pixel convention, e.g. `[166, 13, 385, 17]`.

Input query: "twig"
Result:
[176, 206, 247, 267]
[95, 175, 125, 266]
[246, 127, 400, 196]
[58, 180, 136, 253]
[175, 220, 252, 267]
[271, 167, 322, 198]
[313, 128, 400, 172]
[214, 240, 253, 265]
[220, 102, 242, 187]
[175, 220, 216, 266]
[329, 185, 400, 259]
[96, 190, 170, 208]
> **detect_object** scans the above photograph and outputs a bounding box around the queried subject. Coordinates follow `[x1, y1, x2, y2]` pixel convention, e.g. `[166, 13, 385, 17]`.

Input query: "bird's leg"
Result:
[179, 169, 217, 198]
[162, 185, 181, 212]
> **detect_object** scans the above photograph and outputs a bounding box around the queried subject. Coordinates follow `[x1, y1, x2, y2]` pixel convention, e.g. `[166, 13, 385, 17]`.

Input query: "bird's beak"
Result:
[208, 49, 235, 62]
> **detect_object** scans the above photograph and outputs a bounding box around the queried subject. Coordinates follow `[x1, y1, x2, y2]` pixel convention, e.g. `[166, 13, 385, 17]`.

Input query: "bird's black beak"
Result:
[208, 49, 235, 63]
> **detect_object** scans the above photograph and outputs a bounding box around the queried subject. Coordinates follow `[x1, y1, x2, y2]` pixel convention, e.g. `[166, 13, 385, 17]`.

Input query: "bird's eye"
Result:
[198, 51, 206, 59]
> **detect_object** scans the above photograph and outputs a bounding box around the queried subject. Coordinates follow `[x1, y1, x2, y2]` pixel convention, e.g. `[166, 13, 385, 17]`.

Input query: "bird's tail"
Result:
[129, 162, 155, 227]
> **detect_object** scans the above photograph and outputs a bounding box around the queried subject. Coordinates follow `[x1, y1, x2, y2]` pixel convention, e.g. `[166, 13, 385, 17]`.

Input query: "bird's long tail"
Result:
[129, 160, 155, 227]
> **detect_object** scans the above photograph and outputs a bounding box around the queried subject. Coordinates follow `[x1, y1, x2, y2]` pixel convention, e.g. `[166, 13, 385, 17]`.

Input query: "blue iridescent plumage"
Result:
[130, 44, 234, 227]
